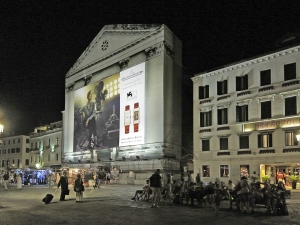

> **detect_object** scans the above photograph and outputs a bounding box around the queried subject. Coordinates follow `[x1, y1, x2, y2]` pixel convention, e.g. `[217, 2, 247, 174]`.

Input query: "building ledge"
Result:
[237, 90, 251, 97]
[217, 151, 230, 156]
[282, 80, 299, 87]
[237, 150, 251, 155]
[259, 149, 275, 154]
[199, 99, 211, 104]
[217, 94, 230, 101]
[283, 148, 300, 153]
[217, 126, 230, 131]
[259, 85, 274, 92]
[199, 129, 211, 133]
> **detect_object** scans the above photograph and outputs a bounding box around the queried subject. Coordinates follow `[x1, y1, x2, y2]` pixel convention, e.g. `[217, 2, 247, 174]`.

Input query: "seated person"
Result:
[131, 180, 150, 201]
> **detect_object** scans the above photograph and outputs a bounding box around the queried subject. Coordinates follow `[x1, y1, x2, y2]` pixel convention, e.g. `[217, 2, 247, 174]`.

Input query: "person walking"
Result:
[3, 173, 9, 190]
[57, 172, 69, 201]
[74, 174, 84, 203]
[149, 169, 162, 208]
[16, 174, 22, 190]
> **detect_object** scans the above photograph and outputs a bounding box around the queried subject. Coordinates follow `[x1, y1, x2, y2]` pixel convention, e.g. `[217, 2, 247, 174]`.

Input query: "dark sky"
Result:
[1, 1, 300, 135]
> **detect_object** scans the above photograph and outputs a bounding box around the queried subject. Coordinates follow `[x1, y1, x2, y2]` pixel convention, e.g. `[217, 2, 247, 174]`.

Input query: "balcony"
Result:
[237, 150, 251, 155]
[199, 129, 211, 133]
[259, 149, 275, 154]
[258, 85, 274, 92]
[283, 148, 300, 153]
[237, 90, 251, 97]
[282, 80, 299, 87]
[217, 94, 230, 101]
[199, 99, 211, 104]
[217, 151, 230, 156]
[217, 126, 230, 131]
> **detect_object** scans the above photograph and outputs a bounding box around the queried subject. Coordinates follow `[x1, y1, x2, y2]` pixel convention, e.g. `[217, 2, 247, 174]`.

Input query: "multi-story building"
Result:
[0, 135, 30, 172]
[29, 121, 62, 172]
[192, 41, 300, 185]
[63, 24, 183, 184]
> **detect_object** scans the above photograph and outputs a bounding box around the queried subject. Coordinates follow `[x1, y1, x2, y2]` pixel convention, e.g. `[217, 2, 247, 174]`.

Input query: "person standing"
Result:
[237, 176, 251, 214]
[195, 173, 200, 184]
[16, 174, 22, 190]
[149, 169, 162, 208]
[74, 174, 84, 203]
[57, 172, 69, 201]
[3, 173, 9, 190]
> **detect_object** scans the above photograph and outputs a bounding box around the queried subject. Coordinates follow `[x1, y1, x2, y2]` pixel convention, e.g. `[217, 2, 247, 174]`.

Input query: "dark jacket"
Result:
[57, 175, 68, 191]
[74, 178, 84, 192]
[3, 174, 9, 180]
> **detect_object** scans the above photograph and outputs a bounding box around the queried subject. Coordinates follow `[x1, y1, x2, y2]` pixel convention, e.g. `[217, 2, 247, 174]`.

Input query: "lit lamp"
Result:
[0, 124, 3, 135]
[296, 131, 300, 142]
[36, 163, 41, 169]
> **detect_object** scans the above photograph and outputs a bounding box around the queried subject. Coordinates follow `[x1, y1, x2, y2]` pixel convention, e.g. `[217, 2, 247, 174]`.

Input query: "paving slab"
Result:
[0, 184, 300, 225]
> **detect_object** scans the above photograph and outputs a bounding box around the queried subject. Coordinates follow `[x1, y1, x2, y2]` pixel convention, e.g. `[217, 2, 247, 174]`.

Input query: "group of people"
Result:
[0, 172, 23, 190]
[130, 169, 288, 217]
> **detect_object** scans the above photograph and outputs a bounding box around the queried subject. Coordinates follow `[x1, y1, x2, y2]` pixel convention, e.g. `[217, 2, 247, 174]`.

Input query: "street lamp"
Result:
[0, 124, 3, 135]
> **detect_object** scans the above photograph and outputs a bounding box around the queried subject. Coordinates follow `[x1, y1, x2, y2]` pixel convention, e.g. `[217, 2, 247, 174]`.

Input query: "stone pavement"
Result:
[0, 184, 300, 225]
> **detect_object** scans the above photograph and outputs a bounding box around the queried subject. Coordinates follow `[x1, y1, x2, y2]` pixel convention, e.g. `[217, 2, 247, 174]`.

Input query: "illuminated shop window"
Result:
[202, 165, 210, 177]
[258, 133, 272, 148]
[240, 165, 249, 177]
[220, 165, 229, 177]
[285, 131, 298, 146]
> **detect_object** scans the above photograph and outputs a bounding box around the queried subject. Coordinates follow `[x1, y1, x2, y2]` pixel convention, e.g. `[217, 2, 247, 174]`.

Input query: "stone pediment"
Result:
[66, 24, 163, 78]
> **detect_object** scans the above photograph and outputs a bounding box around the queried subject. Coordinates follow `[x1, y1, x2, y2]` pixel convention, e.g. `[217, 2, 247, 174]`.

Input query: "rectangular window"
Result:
[11, 148, 15, 153]
[26, 148, 29, 153]
[56, 154, 58, 161]
[30, 157, 32, 163]
[199, 85, 209, 99]
[26, 159, 29, 165]
[217, 80, 227, 95]
[220, 137, 228, 150]
[16, 148, 20, 153]
[260, 69, 271, 86]
[8, 140, 10, 144]
[236, 105, 248, 122]
[8, 149, 10, 154]
[18, 138, 20, 143]
[240, 165, 250, 177]
[48, 155, 50, 161]
[220, 165, 229, 177]
[26, 139, 29, 143]
[202, 139, 210, 151]
[13, 139, 15, 144]
[56, 138, 59, 146]
[200, 111, 212, 127]
[239, 135, 249, 149]
[284, 62, 296, 81]
[236, 74, 248, 91]
[202, 165, 210, 177]
[285, 131, 298, 146]
[285, 96, 297, 116]
[217, 108, 228, 125]
[3, 149, 6, 154]
[261, 101, 272, 119]
[258, 133, 273, 148]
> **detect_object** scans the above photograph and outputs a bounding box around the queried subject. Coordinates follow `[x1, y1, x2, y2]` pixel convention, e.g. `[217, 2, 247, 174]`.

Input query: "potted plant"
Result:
[288, 175, 299, 189]
[261, 175, 270, 183]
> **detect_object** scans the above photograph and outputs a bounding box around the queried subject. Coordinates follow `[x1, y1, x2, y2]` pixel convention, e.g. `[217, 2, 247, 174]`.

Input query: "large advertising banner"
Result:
[73, 73, 120, 152]
[119, 63, 145, 146]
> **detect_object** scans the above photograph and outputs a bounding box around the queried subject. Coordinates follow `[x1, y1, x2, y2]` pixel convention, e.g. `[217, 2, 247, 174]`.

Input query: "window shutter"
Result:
[269, 134, 273, 147]
[258, 134, 262, 148]
[236, 77, 241, 91]
[217, 81, 221, 95]
[236, 106, 240, 122]
[244, 74, 248, 89]
[205, 85, 209, 98]
[199, 86, 203, 99]
[224, 80, 228, 94]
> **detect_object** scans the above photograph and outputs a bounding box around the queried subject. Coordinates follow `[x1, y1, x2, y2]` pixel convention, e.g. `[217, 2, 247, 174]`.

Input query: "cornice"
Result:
[191, 45, 300, 83]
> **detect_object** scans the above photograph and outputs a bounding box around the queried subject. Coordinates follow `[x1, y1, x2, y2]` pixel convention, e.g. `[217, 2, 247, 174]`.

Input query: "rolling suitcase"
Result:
[42, 189, 57, 204]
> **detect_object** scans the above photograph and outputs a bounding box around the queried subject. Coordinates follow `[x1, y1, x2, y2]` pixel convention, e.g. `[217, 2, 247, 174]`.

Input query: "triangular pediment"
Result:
[66, 24, 163, 77]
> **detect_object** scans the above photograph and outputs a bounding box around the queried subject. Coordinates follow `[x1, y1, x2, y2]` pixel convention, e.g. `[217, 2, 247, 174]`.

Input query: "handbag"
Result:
[65, 189, 70, 195]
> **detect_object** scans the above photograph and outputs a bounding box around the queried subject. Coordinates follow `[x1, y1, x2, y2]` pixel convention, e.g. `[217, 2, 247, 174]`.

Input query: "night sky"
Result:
[1, 1, 300, 135]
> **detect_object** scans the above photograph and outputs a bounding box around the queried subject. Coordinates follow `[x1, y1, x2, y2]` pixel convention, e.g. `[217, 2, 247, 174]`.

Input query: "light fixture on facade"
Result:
[296, 131, 300, 142]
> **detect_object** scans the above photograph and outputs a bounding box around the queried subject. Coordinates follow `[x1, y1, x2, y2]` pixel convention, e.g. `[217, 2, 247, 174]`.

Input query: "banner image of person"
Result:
[119, 62, 145, 146]
[73, 73, 120, 152]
